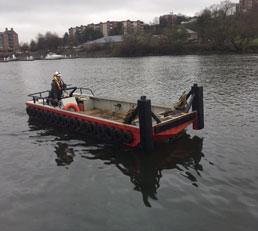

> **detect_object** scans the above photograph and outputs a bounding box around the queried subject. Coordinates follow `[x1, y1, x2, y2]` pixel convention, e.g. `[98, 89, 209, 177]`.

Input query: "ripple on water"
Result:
[0, 55, 258, 231]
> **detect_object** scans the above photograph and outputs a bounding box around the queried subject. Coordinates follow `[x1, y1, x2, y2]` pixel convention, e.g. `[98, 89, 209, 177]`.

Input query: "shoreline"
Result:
[1, 50, 258, 63]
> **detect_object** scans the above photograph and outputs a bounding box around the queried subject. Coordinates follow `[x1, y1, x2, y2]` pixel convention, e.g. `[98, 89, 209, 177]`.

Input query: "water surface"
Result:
[0, 55, 257, 231]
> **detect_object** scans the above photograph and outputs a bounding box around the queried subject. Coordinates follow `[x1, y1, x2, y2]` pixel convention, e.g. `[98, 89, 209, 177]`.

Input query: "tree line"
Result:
[189, 0, 258, 52]
[118, 0, 258, 56]
[20, 29, 104, 54]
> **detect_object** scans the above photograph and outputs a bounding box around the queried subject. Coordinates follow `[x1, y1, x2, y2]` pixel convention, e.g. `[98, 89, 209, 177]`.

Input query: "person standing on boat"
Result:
[49, 71, 66, 106]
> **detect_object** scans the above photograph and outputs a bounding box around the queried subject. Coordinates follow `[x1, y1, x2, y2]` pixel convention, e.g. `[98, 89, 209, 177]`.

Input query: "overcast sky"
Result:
[0, 0, 238, 43]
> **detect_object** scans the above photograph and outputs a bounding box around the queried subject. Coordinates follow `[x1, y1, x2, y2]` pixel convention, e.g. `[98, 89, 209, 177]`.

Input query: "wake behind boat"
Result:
[26, 84, 204, 151]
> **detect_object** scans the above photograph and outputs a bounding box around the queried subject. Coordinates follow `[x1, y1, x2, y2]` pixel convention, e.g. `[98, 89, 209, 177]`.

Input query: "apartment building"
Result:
[0, 32, 7, 50]
[69, 20, 144, 39]
[88, 23, 101, 31]
[239, 0, 258, 11]
[159, 13, 177, 27]
[122, 20, 144, 35]
[0, 28, 19, 51]
[68, 25, 87, 39]
[100, 23, 108, 37]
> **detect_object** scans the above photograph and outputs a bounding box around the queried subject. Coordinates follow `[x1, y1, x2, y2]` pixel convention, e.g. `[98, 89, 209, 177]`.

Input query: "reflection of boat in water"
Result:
[55, 142, 75, 166]
[28, 119, 204, 207]
[83, 132, 204, 207]
[45, 52, 65, 60]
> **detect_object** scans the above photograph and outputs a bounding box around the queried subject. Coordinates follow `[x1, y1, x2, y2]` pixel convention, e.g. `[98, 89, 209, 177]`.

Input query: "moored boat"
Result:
[2, 54, 18, 62]
[26, 84, 204, 151]
[45, 52, 64, 60]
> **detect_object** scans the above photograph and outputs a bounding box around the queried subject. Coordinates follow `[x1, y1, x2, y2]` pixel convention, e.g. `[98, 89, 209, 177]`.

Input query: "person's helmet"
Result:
[54, 71, 61, 77]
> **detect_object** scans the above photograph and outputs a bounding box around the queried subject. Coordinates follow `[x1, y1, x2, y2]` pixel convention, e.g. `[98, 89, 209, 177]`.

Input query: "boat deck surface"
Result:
[78, 108, 187, 124]
[79, 109, 125, 123]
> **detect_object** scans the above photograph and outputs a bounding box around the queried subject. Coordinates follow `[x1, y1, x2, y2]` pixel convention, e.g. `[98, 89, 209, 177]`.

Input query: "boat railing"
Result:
[70, 87, 94, 96]
[28, 90, 50, 104]
[27, 86, 94, 105]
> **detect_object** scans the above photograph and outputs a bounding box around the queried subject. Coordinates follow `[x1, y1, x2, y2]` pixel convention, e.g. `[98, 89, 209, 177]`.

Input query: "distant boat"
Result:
[45, 52, 64, 60]
[3, 54, 18, 62]
[11, 54, 18, 61]
[26, 56, 34, 61]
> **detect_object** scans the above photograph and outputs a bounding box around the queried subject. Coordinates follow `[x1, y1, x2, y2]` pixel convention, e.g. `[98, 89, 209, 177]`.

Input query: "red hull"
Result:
[26, 102, 196, 148]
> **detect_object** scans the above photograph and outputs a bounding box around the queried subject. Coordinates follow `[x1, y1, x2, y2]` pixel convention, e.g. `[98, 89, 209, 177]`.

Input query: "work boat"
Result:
[26, 84, 204, 151]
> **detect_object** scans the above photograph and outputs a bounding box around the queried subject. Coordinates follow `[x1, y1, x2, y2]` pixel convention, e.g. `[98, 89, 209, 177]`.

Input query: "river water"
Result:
[0, 55, 257, 231]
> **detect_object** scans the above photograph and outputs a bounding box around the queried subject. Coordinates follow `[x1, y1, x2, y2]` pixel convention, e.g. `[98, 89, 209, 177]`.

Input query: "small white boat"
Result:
[45, 52, 64, 60]
[11, 54, 18, 61]
[3, 54, 18, 62]
[26, 56, 34, 61]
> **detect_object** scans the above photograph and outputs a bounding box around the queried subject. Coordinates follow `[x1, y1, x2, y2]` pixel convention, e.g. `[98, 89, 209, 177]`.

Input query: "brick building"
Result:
[0, 28, 19, 51]
[239, 0, 258, 11]
[159, 13, 177, 27]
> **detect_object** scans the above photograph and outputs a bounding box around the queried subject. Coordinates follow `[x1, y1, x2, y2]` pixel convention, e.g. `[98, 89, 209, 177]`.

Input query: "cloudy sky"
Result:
[0, 0, 238, 43]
